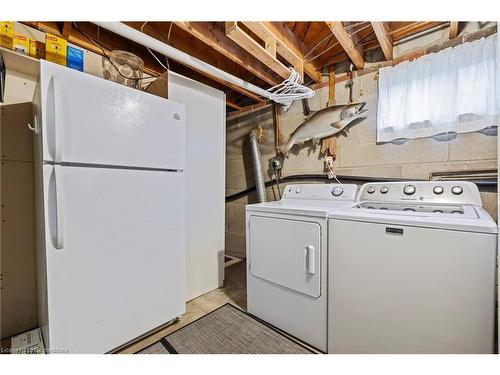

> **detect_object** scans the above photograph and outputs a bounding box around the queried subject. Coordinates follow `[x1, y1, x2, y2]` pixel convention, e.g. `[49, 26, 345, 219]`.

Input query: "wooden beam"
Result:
[325, 21, 364, 69]
[243, 22, 323, 83]
[328, 64, 335, 106]
[242, 22, 302, 79]
[61, 22, 72, 39]
[390, 21, 445, 41]
[370, 22, 393, 60]
[449, 22, 459, 39]
[174, 22, 279, 86]
[226, 101, 272, 119]
[226, 100, 242, 110]
[272, 103, 281, 151]
[225, 21, 291, 80]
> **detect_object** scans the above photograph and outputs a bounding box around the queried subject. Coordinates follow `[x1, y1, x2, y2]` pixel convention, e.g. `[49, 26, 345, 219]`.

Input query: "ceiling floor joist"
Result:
[325, 21, 365, 69]
[449, 22, 459, 39]
[174, 22, 279, 86]
[241, 22, 322, 83]
[225, 21, 293, 81]
[370, 22, 393, 60]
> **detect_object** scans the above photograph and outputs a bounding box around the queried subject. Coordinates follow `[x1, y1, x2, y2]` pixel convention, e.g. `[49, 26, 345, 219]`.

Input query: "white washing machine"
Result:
[328, 181, 498, 354]
[246, 183, 358, 352]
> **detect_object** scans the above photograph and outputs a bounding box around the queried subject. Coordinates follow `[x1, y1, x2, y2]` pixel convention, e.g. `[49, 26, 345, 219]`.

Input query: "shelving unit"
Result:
[0, 47, 40, 78]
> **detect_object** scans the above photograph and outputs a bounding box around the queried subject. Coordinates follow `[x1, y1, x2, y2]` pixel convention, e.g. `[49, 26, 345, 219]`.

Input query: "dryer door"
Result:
[248, 215, 321, 298]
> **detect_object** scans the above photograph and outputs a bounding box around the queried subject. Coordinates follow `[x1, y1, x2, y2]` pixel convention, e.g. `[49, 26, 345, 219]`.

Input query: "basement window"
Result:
[377, 34, 499, 143]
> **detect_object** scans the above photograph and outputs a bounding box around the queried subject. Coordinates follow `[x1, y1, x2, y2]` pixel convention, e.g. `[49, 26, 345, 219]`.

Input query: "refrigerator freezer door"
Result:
[39, 60, 185, 170]
[42, 164, 185, 353]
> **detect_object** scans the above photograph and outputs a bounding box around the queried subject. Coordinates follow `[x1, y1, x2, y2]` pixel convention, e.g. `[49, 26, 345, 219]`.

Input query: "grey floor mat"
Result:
[143, 304, 313, 354]
[138, 341, 170, 354]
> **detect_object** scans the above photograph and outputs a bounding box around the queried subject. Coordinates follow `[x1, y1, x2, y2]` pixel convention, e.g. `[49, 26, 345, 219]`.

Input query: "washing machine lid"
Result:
[329, 203, 498, 234]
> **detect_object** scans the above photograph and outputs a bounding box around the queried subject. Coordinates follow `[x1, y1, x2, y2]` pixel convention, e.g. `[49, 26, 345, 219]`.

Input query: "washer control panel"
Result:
[283, 184, 358, 201]
[358, 181, 482, 206]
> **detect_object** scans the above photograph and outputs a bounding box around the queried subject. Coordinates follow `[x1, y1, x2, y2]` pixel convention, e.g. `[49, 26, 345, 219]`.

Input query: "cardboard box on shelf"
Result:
[13, 32, 30, 55]
[67, 45, 84, 71]
[0, 21, 14, 49]
[45, 33, 67, 66]
[29, 39, 45, 59]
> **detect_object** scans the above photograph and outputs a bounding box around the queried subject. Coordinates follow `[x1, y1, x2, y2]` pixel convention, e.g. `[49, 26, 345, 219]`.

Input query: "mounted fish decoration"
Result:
[277, 102, 368, 158]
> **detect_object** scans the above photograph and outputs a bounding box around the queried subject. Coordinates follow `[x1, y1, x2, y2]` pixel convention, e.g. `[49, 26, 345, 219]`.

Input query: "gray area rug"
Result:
[139, 341, 169, 354]
[139, 304, 313, 354]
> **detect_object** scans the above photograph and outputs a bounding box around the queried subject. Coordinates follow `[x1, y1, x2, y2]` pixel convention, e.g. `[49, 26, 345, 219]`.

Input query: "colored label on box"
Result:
[67, 45, 84, 71]
[0, 21, 14, 49]
[29, 39, 45, 59]
[45, 33, 67, 66]
[13, 32, 30, 55]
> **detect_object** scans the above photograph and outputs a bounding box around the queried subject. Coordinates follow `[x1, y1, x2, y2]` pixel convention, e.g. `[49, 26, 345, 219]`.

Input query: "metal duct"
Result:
[249, 129, 267, 203]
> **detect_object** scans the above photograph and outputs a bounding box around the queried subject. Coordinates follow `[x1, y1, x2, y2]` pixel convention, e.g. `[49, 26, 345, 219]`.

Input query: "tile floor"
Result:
[117, 260, 247, 354]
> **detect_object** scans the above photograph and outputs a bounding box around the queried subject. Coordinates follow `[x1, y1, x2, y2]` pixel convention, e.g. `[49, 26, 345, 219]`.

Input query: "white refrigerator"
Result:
[32, 60, 186, 353]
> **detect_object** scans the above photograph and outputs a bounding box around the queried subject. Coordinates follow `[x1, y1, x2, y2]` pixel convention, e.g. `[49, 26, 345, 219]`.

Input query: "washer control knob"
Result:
[331, 186, 343, 197]
[295, 187, 302, 194]
[379, 186, 389, 194]
[433, 186, 444, 195]
[366, 186, 375, 194]
[451, 185, 463, 195]
[403, 185, 416, 195]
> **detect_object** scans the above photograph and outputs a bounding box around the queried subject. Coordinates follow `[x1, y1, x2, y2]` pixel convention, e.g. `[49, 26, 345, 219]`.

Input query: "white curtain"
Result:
[377, 34, 499, 143]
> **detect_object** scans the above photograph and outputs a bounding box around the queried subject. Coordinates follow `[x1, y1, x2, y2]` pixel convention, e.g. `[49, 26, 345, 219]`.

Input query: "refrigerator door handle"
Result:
[48, 76, 62, 163]
[53, 165, 64, 249]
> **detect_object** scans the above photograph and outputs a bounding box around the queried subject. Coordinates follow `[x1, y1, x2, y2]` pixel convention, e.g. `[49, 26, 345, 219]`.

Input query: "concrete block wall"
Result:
[225, 70, 497, 258]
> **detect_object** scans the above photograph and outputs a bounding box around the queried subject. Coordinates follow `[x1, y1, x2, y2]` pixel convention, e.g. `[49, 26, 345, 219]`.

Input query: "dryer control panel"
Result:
[283, 184, 358, 201]
[358, 181, 482, 206]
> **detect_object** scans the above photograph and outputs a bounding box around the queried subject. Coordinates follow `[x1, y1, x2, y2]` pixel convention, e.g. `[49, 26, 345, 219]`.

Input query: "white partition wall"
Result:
[168, 72, 226, 301]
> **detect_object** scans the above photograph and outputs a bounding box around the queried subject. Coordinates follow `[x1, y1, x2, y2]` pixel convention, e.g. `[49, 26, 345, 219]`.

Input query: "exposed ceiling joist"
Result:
[174, 21, 279, 86]
[370, 22, 393, 60]
[242, 22, 283, 65]
[325, 21, 364, 69]
[225, 21, 292, 81]
[241, 22, 323, 83]
[449, 22, 459, 39]
[266, 22, 324, 83]
[61, 22, 72, 38]
[226, 100, 242, 110]
[390, 21, 445, 41]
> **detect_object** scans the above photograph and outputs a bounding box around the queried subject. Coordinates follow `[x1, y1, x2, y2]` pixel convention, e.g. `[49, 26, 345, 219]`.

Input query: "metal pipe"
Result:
[249, 129, 267, 203]
[93, 22, 271, 100]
